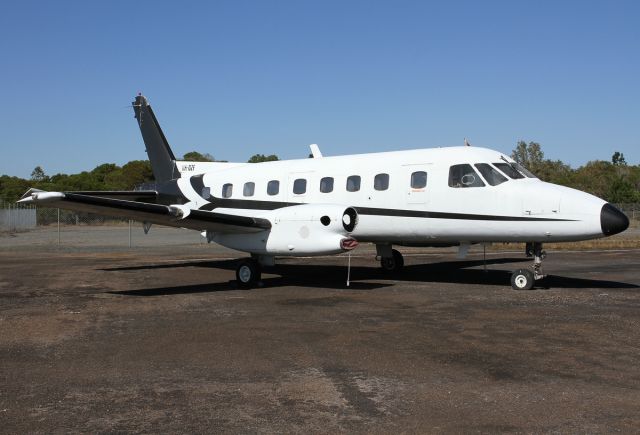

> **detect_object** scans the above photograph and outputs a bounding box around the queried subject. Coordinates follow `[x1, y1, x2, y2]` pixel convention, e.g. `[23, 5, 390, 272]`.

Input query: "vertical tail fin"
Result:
[132, 94, 178, 182]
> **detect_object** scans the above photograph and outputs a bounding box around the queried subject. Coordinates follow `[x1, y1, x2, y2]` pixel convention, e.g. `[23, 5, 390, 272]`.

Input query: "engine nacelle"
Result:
[265, 204, 358, 255]
[212, 204, 359, 256]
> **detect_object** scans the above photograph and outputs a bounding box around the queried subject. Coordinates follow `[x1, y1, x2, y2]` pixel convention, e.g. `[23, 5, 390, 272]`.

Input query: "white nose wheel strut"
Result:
[511, 242, 546, 290]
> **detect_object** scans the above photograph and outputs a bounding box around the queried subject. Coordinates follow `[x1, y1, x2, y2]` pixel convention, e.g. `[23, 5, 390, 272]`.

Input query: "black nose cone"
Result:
[601, 203, 629, 236]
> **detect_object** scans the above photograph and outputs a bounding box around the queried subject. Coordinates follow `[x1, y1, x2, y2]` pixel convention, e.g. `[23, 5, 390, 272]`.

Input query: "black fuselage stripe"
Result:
[199, 198, 296, 211]
[196, 196, 574, 222]
[190, 174, 205, 196]
[355, 207, 572, 221]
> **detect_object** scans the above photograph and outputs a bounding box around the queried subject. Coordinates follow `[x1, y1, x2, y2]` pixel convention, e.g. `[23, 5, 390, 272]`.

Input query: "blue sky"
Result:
[1, 0, 638, 178]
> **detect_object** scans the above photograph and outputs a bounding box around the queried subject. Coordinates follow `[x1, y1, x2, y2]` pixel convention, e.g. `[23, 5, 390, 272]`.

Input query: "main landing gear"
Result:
[377, 245, 404, 273]
[511, 242, 546, 290]
[236, 258, 261, 289]
[235, 255, 275, 289]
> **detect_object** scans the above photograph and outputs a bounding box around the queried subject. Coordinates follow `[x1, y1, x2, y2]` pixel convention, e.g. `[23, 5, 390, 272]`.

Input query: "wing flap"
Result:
[18, 190, 270, 233]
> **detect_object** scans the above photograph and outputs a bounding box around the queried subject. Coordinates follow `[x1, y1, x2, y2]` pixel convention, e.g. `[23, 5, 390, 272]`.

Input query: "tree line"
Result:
[1, 145, 638, 203]
[510, 141, 639, 203]
[0, 152, 279, 203]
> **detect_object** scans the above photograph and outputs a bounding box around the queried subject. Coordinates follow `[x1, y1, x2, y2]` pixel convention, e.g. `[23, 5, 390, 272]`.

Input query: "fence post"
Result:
[57, 208, 60, 245]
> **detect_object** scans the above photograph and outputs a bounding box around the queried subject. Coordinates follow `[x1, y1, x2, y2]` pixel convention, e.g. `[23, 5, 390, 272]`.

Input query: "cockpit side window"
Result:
[448, 164, 485, 188]
[493, 163, 525, 179]
[474, 163, 508, 186]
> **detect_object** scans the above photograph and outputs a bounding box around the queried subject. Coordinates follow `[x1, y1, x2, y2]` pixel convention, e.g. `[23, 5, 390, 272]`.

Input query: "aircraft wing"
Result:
[18, 189, 271, 233]
[60, 190, 160, 203]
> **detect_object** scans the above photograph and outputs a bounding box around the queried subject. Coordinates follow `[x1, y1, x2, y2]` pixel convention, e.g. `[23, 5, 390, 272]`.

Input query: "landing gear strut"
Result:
[511, 242, 546, 290]
[236, 258, 261, 289]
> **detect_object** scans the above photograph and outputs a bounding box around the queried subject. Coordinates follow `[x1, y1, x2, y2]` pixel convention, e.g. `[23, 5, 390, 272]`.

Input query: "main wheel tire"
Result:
[236, 259, 261, 289]
[381, 249, 404, 272]
[511, 268, 534, 290]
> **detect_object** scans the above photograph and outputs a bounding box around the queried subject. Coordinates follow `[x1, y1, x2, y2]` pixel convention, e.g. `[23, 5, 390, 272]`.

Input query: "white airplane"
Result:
[19, 94, 629, 290]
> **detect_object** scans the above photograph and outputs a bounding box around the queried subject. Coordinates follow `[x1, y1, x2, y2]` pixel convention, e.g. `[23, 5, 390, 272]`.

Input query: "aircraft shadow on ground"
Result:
[108, 277, 391, 297]
[100, 259, 239, 272]
[104, 256, 638, 296]
[273, 261, 639, 290]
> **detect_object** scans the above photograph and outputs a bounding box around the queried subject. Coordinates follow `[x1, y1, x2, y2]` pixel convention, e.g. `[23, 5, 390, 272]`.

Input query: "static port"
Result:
[320, 216, 331, 226]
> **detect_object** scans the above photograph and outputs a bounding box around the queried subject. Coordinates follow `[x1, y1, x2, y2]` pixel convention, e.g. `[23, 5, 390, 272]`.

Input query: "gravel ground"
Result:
[1, 242, 639, 433]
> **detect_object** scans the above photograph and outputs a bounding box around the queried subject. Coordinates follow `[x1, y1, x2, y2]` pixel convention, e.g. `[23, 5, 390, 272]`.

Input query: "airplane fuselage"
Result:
[171, 146, 612, 255]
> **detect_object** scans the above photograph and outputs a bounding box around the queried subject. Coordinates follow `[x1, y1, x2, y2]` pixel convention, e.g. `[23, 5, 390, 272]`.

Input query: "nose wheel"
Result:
[511, 269, 534, 290]
[511, 242, 546, 290]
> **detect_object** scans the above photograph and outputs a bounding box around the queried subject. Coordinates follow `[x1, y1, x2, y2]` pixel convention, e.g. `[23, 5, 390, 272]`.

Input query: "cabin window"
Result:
[410, 171, 427, 189]
[293, 178, 307, 194]
[346, 175, 361, 192]
[243, 182, 255, 197]
[448, 164, 485, 188]
[222, 183, 233, 198]
[493, 163, 525, 179]
[267, 180, 280, 196]
[374, 173, 389, 191]
[474, 164, 507, 186]
[320, 177, 334, 193]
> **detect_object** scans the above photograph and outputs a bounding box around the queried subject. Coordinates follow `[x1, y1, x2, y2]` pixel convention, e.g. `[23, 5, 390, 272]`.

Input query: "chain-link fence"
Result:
[1, 201, 639, 249]
[0, 200, 204, 248]
[0, 201, 37, 232]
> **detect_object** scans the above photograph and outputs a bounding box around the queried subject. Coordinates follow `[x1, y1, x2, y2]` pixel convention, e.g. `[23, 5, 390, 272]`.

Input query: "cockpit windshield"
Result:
[493, 162, 525, 179]
[475, 163, 508, 186]
[493, 157, 538, 179]
[513, 162, 537, 178]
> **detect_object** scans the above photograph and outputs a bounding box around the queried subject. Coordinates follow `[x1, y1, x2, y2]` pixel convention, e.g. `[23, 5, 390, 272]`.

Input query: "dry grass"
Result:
[489, 236, 640, 252]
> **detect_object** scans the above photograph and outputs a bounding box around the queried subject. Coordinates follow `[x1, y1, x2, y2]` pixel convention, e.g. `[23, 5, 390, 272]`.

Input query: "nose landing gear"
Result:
[511, 242, 546, 290]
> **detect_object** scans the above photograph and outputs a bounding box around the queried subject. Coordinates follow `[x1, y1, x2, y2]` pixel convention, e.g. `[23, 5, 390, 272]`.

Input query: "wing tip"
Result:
[18, 189, 65, 204]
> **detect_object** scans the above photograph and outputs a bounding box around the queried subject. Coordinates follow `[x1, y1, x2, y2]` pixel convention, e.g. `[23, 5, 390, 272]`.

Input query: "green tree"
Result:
[571, 160, 640, 203]
[121, 160, 154, 188]
[511, 141, 544, 173]
[248, 154, 279, 163]
[612, 151, 627, 166]
[510, 141, 573, 184]
[534, 159, 573, 185]
[30, 166, 48, 182]
[0, 175, 31, 202]
[182, 151, 214, 162]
